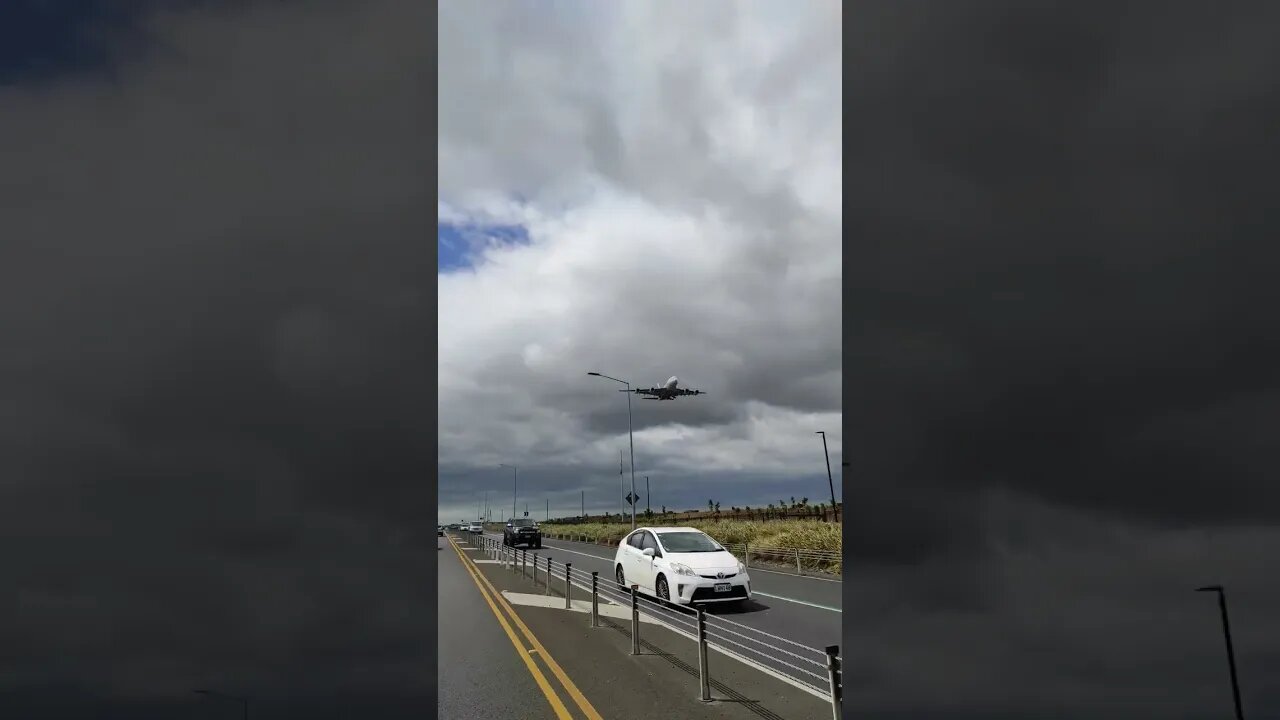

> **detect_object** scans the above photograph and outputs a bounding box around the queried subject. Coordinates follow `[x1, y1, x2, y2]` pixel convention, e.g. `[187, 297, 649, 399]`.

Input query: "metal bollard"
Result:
[564, 563, 572, 609]
[825, 645, 842, 720]
[545, 557, 552, 595]
[630, 584, 641, 655]
[533, 553, 540, 585]
[796, 548, 803, 575]
[522, 549, 527, 578]
[696, 607, 711, 702]
[744, 542, 750, 569]
[590, 572, 599, 628]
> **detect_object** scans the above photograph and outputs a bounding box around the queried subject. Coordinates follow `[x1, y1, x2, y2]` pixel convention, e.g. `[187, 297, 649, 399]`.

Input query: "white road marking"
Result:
[752, 591, 841, 613]
[536, 542, 842, 613]
[478, 539, 833, 701]
[500, 591, 661, 624]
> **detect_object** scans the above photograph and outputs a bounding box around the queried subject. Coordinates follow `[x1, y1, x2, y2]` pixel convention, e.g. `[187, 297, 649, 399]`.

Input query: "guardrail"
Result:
[533, 530, 842, 577]
[470, 533, 842, 718]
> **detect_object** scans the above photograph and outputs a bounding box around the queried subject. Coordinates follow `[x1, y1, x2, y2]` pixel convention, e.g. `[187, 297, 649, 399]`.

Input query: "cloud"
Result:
[852, 1, 1280, 715]
[436, 1, 843, 523]
[0, 1, 432, 715]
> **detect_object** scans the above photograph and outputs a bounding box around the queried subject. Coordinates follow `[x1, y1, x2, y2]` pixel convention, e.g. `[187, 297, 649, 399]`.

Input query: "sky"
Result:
[7, 1, 1280, 718]
[436, 1, 844, 526]
[0, 1, 432, 717]
[851, 1, 1280, 717]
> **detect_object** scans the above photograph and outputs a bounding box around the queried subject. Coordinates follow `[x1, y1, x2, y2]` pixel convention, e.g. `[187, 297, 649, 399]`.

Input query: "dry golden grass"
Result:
[540, 519, 842, 574]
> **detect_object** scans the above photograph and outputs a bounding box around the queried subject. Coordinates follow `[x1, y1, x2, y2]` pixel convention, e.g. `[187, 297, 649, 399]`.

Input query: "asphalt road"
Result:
[437, 533, 563, 720]
[480, 531, 841, 657]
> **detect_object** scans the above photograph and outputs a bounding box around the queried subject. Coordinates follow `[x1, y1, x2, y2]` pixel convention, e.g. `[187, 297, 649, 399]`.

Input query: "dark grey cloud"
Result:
[853, 1, 1280, 716]
[0, 1, 431, 716]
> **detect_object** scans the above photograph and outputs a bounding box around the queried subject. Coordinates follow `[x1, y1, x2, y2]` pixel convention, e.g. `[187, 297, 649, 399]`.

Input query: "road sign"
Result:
[626, 492, 637, 506]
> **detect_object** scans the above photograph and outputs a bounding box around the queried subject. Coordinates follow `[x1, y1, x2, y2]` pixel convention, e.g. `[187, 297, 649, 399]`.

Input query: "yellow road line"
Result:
[448, 539, 575, 720]
[461, 540, 606, 720]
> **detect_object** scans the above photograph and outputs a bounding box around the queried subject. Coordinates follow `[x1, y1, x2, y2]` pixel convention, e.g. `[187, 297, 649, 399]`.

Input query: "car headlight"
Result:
[670, 562, 697, 577]
[738, 561, 747, 574]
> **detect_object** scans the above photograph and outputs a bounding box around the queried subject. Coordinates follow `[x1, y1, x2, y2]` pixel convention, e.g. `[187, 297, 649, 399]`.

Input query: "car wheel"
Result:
[615, 565, 626, 588]
[656, 575, 670, 603]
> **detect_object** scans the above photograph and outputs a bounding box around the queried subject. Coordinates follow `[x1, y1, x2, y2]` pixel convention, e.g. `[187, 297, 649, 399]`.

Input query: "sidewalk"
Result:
[456, 535, 836, 720]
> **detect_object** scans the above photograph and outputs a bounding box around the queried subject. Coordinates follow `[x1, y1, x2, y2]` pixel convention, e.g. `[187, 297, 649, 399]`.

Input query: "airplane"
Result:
[624, 376, 706, 401]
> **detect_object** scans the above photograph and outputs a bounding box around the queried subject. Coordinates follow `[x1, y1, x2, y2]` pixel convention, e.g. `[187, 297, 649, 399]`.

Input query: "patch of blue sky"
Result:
[437, 220, 531, 273]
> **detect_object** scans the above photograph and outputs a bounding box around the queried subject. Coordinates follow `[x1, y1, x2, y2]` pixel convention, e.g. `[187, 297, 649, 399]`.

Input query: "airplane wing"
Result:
[674, 388, 705, 396]
[623, 388, 663, 396]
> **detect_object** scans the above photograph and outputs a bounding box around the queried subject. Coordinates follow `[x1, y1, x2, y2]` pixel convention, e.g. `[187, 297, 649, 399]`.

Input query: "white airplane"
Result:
[624, 376, 706, 401]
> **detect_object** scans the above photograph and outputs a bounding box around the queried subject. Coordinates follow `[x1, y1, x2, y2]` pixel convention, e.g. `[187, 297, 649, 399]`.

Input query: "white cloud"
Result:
[437, 1, 842, 522]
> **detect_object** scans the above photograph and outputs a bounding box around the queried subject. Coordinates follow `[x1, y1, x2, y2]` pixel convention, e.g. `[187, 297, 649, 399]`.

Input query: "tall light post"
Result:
[588, 371, 637, 531]
[1196, 585, 1246, 720]
[500, 463, 517, 521]
[815, 431, 837, 520]
[193, 689, 248, 720]
[645, 476, 650, 514]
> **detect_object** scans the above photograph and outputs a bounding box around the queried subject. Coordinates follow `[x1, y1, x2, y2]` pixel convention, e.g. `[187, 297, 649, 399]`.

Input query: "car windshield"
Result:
[657, 532, 723, 553]
[511, 519, 537, 527]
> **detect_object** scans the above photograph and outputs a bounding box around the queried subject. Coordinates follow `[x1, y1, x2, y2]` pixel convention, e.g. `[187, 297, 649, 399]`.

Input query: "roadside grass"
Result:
[538, 519, 842, 575]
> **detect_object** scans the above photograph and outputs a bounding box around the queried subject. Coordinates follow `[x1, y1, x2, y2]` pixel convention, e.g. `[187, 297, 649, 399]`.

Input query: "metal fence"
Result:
[471, 533, 842, 718]
[537, 530, 842, 576]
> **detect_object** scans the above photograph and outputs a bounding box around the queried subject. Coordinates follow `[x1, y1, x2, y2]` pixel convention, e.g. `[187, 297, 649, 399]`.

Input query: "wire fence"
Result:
[469, 533, 841, 714]
[535, 530, 842, 576]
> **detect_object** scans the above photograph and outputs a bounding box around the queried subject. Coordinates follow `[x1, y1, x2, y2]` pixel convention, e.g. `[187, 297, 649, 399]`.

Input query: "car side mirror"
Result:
[642, 548, 655, 557]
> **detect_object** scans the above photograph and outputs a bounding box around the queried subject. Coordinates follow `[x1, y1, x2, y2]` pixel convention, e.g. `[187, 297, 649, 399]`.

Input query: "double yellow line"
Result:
[448, 537, 604, 720]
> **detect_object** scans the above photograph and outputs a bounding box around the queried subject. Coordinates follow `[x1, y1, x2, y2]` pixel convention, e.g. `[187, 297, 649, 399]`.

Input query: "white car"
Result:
[467, 521, 483, 533]
[613, 526, 751, 607]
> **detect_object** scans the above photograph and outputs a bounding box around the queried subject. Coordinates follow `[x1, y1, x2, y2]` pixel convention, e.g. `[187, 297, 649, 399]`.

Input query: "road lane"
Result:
[480, 531, 841, 658]
[438, 533, 565, 720]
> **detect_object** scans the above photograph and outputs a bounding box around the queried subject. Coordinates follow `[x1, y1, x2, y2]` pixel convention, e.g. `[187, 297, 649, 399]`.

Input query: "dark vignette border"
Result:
[0, 3, 439, 718]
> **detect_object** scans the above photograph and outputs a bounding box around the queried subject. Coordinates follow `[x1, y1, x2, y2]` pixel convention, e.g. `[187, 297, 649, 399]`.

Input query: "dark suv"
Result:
[504, 518, 542, 548]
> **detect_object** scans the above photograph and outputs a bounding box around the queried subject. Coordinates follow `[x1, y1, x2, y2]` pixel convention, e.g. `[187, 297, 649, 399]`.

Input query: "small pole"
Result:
[533, 553, 540, 585]
[565, 563, 573, 609]
[825, 645, 842, 720]
[522, 548, 528, 578]
[796, 548, 803, 575]
[697, 607, 711, 702]
[744, 542, 750, 569]
[591, 572, 600, 627]
[630, 584, 641, 655]
[545, 557, 552, 595]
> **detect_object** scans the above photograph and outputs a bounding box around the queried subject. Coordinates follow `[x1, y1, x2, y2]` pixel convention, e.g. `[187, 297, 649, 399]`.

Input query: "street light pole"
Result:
[193, 689, 248, 720]
[645, 476, 650, 514]
[588, 371, 638, 531]
[815, 431, 837, 520]
[500, 464, 518, 520]
[1197, 585, 1246, 720]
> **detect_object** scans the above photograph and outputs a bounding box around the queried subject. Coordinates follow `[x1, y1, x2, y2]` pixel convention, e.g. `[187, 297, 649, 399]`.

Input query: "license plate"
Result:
[714, 582, 731, 592]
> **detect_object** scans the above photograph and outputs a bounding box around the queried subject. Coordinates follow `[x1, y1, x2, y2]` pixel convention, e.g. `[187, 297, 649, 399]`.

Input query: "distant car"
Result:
[467, 521, 483, 533]
[503, 518, 542, 548]
[613, 526, 751, 607]
[437, 525, 444, 537]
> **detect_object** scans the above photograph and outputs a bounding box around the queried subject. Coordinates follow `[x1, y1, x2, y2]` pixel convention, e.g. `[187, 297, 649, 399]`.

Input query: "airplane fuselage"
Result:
[629, 375, 703, 400]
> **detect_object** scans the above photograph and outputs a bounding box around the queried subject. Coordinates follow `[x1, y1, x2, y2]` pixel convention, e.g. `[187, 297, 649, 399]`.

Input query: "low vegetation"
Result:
[540, 519, 842, 575]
